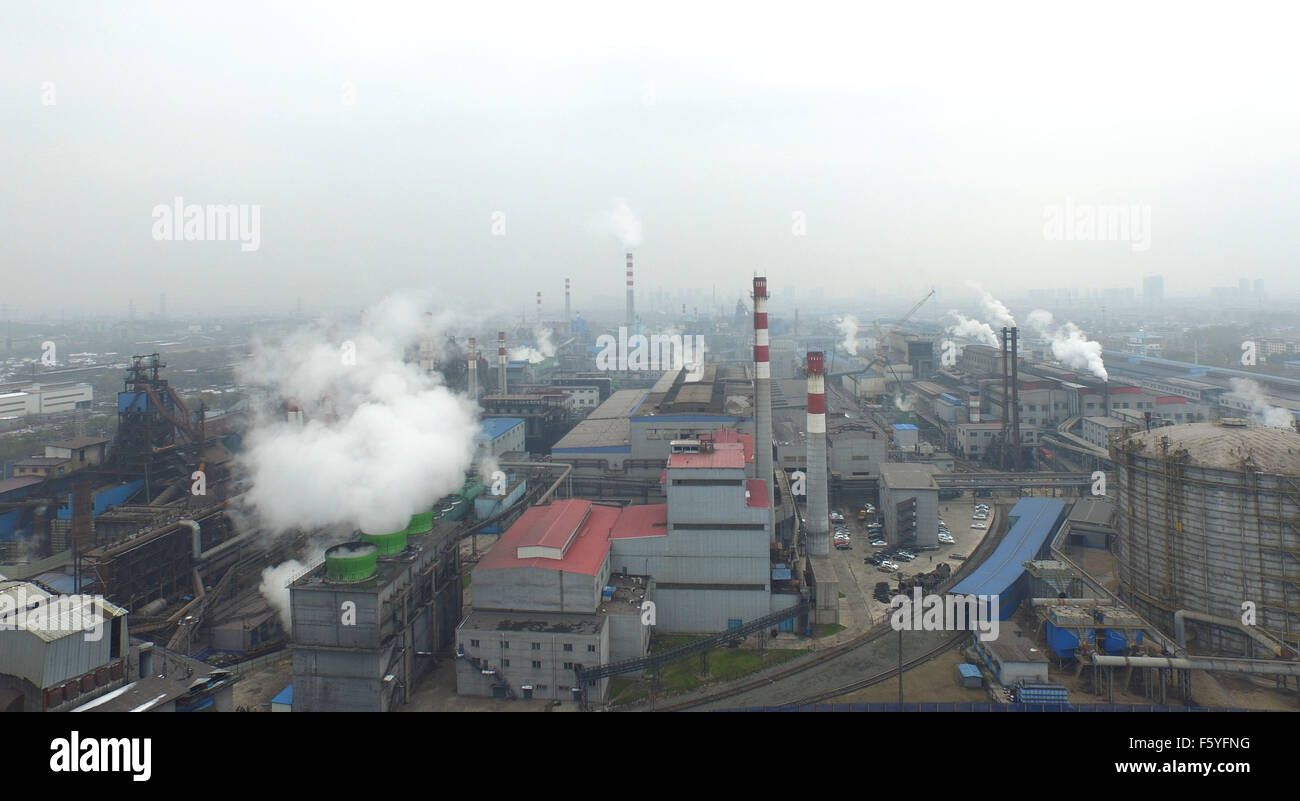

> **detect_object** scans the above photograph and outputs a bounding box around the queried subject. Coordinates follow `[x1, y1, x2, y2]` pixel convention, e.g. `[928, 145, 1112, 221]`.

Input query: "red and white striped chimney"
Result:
[753, 277, 774, 539]
[625, 252, 635, 328]
[565, 277, 571, 321]
[497, 330, 507, 394]
[536, 291, 542, 325]
[807, 351, 829, 555]
[467, 337, 478, 399]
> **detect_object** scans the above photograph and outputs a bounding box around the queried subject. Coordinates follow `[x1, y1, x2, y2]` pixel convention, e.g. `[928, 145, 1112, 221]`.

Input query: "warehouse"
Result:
[0, 579, 129, 712]
[950, 498, 1069, 620]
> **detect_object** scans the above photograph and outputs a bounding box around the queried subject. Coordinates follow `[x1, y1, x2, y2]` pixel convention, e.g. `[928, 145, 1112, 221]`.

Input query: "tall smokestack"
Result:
[752, 276, 775, 541]
[536, 291, 542, 325]
[468, 337, 478, 400]
[419, 312, 435, 375]
[806, 351, 829, 556]
[497, 330, 507, 394]
[1010, 327, 1021, 469]
[626, 252, 635, 329]
[564, 278, 571, 322]
[1001, 327, 1010, 470]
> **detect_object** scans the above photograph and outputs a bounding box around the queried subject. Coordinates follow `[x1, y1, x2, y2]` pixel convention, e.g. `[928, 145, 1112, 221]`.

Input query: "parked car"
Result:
[870, 539, 887, 547]
[971, 523, 987, 529]
[949, 552, 968, 560]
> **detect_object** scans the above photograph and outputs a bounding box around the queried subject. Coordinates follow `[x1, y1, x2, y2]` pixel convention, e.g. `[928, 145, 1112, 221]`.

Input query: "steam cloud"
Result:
[967, 282, 1016, 329]
[1025, 309, 1108, 381]
[947, 311, 998, 347]
[236, 294, 481, 537]
[1229, 378, 1295, 428]
[510, 324, 556, 364]
[837, 315, 860, 355]
[589, 198, 643, 249]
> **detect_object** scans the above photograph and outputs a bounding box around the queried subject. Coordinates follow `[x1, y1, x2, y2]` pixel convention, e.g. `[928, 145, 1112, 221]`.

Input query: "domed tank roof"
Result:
[1123, 421, 1300, 474]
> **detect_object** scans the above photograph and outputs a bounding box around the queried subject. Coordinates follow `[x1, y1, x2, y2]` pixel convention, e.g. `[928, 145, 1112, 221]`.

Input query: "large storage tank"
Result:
[1115, 420, 1300, 653]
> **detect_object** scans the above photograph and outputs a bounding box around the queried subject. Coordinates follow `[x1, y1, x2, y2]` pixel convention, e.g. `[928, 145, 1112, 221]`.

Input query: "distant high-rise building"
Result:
[1143, 274, 1164, 305]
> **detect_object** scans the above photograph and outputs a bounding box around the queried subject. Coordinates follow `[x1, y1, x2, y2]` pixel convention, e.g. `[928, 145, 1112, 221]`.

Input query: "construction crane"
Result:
[871, 288, 935, 364]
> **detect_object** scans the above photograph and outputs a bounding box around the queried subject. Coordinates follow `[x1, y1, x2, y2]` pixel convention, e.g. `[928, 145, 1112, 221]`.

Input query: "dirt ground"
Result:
[231, 655, 293, 711]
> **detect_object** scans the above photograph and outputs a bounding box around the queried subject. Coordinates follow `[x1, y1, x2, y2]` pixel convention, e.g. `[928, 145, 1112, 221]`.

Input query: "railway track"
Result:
[780, 631, 969, 707]
[653, 508, 1007, 712]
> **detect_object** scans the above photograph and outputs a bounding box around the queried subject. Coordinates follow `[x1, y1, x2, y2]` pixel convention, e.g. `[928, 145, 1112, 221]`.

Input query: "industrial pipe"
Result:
[1091, 654, 1300, 677]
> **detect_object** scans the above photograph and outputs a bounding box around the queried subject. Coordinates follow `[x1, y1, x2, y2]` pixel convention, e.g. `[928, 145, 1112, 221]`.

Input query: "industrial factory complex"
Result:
[3, 259, 1300, 718]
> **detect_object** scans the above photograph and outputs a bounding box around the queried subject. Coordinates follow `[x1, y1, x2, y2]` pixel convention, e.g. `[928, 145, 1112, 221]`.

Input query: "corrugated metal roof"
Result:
[950, 498, 1066, 601]
[0, 580, 127, 643]
[957, 663, 982, 678]
[478, 417, 524, 440]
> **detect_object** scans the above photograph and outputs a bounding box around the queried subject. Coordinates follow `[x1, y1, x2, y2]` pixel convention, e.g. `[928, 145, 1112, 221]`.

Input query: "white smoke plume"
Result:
[1229, 378, 1295, 428]
[589, 197, 643, 249]
[534, 324, 555, 357]
[893, 392, 914, 412]
[236, 294, 481, 537]
[967, 282, 1016, 329]
[1024, 309, 1108, 381]
[837, 315, 860, 355]
[947, 310, 998, 347]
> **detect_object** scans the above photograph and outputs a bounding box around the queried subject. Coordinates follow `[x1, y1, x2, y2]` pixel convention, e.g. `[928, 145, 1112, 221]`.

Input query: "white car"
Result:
[971, 523, 987, 529]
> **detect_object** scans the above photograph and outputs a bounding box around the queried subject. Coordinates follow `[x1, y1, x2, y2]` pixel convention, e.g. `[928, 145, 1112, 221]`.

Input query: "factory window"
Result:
[470, 639, 480, 647]
[536, 685, 547, 692]
[532, 660, 542, 669]
[587, 644, 596, 653]
[563, 643, 573, 652]
[502, 641, 510, 649]
[563, 662, 574, 670]
[503, 659, 510, 667]
[531, 642, 540, 650]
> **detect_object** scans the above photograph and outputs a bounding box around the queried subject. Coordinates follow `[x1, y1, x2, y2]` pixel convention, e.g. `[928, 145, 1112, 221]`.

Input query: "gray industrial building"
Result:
[551, 366, 754, 477]
[879, 463, 940, 549]
[459, 428, 804, 701]
[0, 579, 131, 712]
[289, 521, 462, 712]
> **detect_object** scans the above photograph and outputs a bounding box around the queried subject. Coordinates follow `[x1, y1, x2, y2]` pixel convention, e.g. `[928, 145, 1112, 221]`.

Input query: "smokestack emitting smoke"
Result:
[752, 276, 774, 538]
[498, 330, 507, 394]
[626, 252, 635, 328]
[1025, 309, 1108, 381]
[837, 316, 859, 355]
[468, 337, 478, 399]
[806, 350, 829, 556]
[1230, 378, 1295, 428]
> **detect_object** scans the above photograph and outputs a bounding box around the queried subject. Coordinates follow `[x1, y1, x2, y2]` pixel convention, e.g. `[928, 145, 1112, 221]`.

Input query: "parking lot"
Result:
[828, 497, 999, 624]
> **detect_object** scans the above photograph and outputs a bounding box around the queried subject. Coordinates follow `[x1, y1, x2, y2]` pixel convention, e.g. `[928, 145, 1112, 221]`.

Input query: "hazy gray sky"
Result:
[4, 2, 1299, 317]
